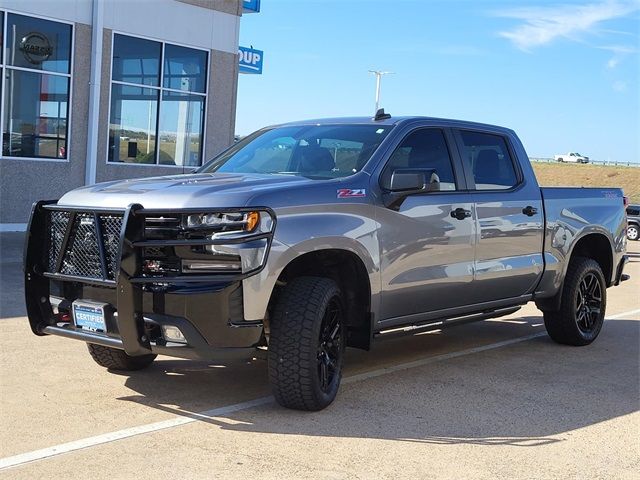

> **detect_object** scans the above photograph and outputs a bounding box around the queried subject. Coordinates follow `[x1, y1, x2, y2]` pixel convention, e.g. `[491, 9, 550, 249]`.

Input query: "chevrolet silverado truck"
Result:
[24, 114, 629, 411]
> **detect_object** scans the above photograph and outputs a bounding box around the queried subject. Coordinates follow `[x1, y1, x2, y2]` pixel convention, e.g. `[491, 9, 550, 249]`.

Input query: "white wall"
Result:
[0, 0, 240, 53]
[0, 0, 92, 24]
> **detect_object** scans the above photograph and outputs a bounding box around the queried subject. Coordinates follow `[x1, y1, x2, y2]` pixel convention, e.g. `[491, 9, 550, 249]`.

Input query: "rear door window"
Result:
[458, 130, 519, 190]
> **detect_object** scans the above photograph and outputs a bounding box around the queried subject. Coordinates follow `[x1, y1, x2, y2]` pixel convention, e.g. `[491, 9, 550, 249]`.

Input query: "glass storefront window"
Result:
[1, 13, 72, 160]
[108, 84, 158, 164]
[6, 13, 72, 74]
[159, 91, 204, 166]
[109, 34, 208, 166]
[3, 70, 69, 159]
[112, 35, 161, 87]
[163, 44, 207, 93]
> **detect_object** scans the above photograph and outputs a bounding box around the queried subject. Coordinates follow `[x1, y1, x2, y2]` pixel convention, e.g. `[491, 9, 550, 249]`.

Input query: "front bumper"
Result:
[24, 201, 274, 361]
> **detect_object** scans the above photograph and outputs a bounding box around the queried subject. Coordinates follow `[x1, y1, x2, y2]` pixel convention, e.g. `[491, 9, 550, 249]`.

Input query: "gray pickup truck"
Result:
[24, 114, 629, 410]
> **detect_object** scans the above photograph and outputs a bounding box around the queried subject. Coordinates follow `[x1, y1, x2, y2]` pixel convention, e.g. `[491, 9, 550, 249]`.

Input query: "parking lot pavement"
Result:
[1, 233, 638, 479]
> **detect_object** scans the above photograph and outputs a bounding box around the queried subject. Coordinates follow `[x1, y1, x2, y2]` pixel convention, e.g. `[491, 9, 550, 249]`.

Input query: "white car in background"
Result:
[555, 152, 590, 163]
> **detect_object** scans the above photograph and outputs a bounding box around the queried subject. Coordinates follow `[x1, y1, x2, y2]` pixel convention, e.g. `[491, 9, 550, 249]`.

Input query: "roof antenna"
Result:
[374, 108, 391, 121]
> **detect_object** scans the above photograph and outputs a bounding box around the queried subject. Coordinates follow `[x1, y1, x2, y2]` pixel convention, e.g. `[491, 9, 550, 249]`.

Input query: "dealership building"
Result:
[0, 0, 260, 229]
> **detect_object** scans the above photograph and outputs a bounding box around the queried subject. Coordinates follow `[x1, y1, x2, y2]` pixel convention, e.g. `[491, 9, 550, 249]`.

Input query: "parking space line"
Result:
[606, 308, 640, 319]
[1, 308, 639, 471]
[0, 397, 273, 471]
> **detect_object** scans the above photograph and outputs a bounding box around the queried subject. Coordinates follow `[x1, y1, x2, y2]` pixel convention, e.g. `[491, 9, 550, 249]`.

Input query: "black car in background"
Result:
[627, 205, 640, 241]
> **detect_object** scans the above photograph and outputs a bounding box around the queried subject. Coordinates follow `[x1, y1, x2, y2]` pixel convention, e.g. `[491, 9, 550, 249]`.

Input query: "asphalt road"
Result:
[0, 232, 638, 479]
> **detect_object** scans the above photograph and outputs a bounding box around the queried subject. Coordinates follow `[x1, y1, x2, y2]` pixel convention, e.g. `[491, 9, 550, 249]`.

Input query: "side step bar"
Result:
[375, 306, 521, 341]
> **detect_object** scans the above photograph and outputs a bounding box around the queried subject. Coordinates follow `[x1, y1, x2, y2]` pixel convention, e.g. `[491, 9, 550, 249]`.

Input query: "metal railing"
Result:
[530, 157, 640, 168]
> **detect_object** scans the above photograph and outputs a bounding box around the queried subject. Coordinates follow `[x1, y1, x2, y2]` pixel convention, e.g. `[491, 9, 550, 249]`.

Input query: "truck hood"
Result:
[58, 173, 312, 209]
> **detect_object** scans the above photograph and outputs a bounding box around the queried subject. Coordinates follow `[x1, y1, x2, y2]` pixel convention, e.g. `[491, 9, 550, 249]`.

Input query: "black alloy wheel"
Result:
[268, 276, 346, 411]
[317, 297, 343, 393]
[575, 272, 603, 334]
[543, 256, 606, 346]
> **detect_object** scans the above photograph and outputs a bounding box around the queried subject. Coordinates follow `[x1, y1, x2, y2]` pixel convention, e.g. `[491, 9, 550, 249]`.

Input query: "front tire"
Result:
[87, 343, 157, 371]
[627, 225, 639, 241]
[543, 257, 606, 346]
[268, 277, 346, 411]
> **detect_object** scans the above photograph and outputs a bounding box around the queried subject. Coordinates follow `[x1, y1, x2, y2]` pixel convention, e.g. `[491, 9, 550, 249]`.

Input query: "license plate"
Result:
[72, 301, 107, 332]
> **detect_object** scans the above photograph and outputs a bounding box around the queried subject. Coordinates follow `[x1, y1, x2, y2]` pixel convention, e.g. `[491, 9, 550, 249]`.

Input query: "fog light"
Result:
[182, 259, 241, 273]
[161, 325, 187, 344]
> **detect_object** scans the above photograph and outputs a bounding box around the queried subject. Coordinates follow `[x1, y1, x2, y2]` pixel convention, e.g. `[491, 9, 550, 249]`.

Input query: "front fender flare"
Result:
[241, 236, 380, 322]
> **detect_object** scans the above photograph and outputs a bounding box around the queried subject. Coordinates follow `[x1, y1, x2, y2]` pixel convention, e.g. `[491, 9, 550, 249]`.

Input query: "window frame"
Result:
[0, 9, 75, 163]
[378, 127, 465, 193]
[107, 31, 209, 168]
[451, 128, 524, 193]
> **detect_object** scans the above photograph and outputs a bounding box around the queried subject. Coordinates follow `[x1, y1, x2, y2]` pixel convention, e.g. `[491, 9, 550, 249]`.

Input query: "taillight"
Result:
[623, 196, 629, 207]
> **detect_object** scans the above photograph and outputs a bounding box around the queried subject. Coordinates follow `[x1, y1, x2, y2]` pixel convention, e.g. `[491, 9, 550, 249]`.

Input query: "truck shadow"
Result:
[116, 316, 639, 447]
[0, 233, 26, 319]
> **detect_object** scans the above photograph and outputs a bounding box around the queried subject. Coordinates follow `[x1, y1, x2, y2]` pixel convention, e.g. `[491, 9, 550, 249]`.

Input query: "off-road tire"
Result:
[268, 276, 345, 411]
[543, 256, 606, 346]
[87, 343, 157, 371]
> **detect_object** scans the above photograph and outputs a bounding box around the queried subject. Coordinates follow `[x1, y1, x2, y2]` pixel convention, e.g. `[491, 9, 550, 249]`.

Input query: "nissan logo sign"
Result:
[19, 32, 53, 64]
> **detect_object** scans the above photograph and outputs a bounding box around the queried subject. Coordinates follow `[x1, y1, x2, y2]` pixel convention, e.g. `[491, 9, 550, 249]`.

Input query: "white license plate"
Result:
[72, 301, 107, 332]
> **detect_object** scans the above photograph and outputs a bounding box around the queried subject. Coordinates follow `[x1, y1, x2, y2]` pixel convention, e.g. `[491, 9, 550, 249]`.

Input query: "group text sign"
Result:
[243, 0, 260, 13]
[239, 46, 263, 74]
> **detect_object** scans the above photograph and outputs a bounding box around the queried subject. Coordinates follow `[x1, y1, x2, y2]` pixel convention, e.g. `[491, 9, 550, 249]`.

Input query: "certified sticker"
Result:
[337, 189, 366, 198]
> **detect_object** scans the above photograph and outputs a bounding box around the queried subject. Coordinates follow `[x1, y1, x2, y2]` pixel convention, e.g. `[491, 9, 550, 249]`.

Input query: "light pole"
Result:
[368, 70, 394, 115]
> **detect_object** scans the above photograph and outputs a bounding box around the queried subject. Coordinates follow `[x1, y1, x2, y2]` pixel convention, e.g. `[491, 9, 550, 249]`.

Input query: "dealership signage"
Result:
[238, 46, 263, 74]
[243, 0, 260, 13]
[19, 32, 53, 64]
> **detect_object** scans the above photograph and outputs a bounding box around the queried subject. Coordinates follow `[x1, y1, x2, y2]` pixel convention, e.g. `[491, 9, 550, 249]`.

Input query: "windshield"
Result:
[197, 124, 393, 179]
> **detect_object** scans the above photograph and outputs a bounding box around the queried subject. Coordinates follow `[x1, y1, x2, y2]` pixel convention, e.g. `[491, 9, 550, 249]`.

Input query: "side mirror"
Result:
[390, 171, 426, 192]
[384, 168, 439, 209]
[389, 168, 439, 192]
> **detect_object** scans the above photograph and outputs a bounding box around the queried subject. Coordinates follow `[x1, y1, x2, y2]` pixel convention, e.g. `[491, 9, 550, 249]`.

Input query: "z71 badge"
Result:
[337, 189, 366, 198]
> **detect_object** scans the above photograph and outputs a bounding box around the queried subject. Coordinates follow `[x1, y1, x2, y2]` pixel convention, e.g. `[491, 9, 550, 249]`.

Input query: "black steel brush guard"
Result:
[24, 201, 275, 357]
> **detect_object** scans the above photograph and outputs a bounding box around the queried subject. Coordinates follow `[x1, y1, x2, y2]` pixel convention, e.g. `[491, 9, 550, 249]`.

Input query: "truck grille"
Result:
[46, 211, 123, 281]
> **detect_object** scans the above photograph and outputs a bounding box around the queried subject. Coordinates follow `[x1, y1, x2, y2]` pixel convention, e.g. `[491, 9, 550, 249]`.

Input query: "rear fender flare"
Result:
[536, 228, 615, 311]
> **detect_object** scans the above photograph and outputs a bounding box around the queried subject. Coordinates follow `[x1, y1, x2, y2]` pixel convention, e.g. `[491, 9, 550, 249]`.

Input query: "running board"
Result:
[375, 306, 521, 340]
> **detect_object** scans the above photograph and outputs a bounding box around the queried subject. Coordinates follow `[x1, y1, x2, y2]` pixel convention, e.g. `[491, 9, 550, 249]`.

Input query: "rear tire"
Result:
[268, 276, 346, 411]
[87, 343, 156, 371]
[543, 257, 606, 346]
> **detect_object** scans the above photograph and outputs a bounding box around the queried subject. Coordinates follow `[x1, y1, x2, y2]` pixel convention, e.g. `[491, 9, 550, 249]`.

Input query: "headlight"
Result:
[178, 210, 275, 275]
[185, 211, 260, 232]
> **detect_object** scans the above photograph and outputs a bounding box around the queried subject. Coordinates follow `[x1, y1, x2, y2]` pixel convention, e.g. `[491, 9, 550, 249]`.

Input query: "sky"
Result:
[237, 0, 640, 163]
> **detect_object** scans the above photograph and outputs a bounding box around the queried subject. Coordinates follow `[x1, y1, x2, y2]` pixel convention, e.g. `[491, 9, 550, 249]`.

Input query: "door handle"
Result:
[522, 206, 538, 217]
[450, 208, 472, 220]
